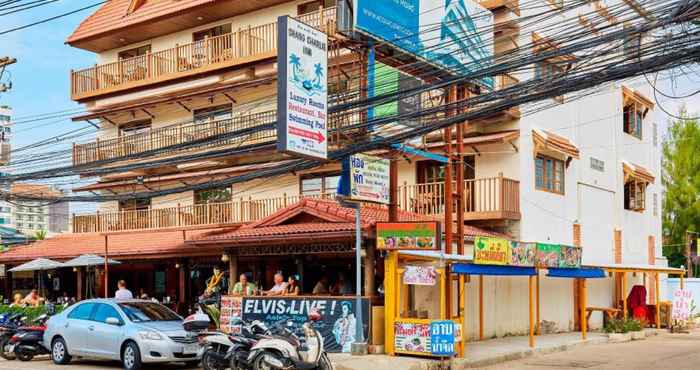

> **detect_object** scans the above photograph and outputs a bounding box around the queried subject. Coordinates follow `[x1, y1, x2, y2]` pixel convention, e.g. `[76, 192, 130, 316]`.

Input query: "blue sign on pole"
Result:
[430, 320, 455, 356]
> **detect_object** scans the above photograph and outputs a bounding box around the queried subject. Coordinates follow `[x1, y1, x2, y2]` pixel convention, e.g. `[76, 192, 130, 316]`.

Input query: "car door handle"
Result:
[88, 325, 95, 331]
[64, 323, 69, 328]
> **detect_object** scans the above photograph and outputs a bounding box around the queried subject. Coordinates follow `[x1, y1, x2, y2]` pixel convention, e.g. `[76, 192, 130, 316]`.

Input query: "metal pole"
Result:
[104, 234, 109, 298]
[353, 205, 366, 353]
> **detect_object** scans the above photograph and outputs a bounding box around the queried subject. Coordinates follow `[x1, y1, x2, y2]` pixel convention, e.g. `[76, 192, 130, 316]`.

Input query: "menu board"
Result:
[511, 242, 536, 267]
[377, 222, 440, 250]
[219, 296, 243, 334]
[535, 243, 561, 267]
[403, 266, 437, 286]
[473, 236, 511, 265]
[559, 245, 582, 268]
[394, 321, 431, 354]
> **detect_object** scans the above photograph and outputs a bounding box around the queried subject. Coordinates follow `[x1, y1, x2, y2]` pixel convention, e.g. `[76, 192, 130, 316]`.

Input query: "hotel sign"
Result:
[377, 222, 440, 250]
[277, 16, 328, 159]
[346, 153, 390, 204]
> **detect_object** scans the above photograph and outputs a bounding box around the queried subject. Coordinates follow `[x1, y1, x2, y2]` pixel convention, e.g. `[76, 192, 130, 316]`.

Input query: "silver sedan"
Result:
[43, 298, 201, 370]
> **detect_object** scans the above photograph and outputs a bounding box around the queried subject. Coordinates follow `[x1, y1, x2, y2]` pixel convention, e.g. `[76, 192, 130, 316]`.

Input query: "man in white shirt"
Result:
[115, 280, 134, 300]
[265, 273, 287, 296]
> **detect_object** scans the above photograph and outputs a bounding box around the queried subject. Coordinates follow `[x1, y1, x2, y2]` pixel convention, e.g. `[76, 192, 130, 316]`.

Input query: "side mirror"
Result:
[105, 317, 121, 326]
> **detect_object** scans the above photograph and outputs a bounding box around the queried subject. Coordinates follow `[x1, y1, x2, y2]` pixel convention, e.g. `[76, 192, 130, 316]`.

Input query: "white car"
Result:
[43, 298, 201, 370]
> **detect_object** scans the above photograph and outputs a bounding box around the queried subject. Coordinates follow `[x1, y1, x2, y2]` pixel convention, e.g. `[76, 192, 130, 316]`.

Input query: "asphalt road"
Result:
[2, 331, 700, 370]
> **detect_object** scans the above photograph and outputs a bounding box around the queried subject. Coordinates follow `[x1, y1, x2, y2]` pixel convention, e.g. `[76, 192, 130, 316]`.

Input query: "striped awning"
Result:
[622, 161, 655, 184]
[532, 128, 580, 159]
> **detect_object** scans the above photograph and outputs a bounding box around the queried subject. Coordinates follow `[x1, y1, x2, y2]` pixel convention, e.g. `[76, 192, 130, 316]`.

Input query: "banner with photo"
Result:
[231, 296, 370, 353]
[403, 265, 437, 286]
[377, 222, 440, 250]
[535, 243, 562, 268]
[511, 242, 536, 267]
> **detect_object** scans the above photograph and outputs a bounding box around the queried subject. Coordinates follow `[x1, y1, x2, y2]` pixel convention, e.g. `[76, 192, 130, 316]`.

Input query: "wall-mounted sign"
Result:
[341, 153, 390, 204]
[352, 0, 494, 88]
[430, 320, 455, 356]
[559, 245, 582, 268]
[535, 243, 561, 268]
[403, 266, 437, 286]
[377, 222, 440, 250]
[473, 236, 511, 265]
[277, 16, 328, 159]
[394, 321, 430, 354]
[511, 242, 536, 267]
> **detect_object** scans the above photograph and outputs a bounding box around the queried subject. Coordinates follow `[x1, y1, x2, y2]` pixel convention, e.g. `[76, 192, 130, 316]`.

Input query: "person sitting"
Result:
[10, 293, 24, 307]
[284, 275, 300, 296]
[312, 276, 329, 295]
[114, 280, 134, 300]
[138, 288, 149, 300]
[22, 289, 42, 307]
[334, 275, 353, 295]
[264, 273, 287, 296]
[232, 273, 257, 296]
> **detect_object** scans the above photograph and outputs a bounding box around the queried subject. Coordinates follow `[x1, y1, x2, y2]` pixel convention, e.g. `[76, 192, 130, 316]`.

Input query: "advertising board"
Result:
[377, 222, 441, 250]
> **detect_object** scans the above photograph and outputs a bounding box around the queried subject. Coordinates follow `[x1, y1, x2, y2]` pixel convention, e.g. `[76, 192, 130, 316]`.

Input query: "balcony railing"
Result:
[72, 193, 335, 233]
[72, 110, 277, 166]
[70, 7, 337, 100]
[398, 176, 521, 221]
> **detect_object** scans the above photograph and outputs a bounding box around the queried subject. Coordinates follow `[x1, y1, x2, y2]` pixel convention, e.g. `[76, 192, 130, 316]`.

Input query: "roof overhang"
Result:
[622, 161, 655, 184]
[532, 128, 580, 160]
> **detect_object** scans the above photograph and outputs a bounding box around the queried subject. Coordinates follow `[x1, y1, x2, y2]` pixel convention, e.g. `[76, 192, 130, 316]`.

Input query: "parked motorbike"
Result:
[0, 313, 26, 360]
[248, 309, 332, 370]
[201, 319, 270, 370]
[9, 313, 51, 361]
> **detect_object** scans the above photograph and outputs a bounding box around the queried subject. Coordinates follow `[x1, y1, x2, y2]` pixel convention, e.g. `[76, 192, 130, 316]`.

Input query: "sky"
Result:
[0, 1, 698, 214]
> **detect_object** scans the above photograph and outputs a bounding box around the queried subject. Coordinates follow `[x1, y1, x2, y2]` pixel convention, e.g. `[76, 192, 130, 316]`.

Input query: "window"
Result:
[118, 45, 151, 60]
[653, 193, 658, 216]
[118, 302, 180, 322]
[193, 24, 232, 42]
[193, 104, 232, 124]
[535, 154, 565, 194]
[68, 303, 95, 320]
[297, 0, 336, 15]
[119, 119, 151, 136]
[27, 224, 34, 229]
[300, 172, 341, 197]
[119, 198, 151, 212]
[623, 102, 644, 139]
[194, 187, 232, 204]
[16, 222, 23, 228]
[624, 179, 647, 211]
[590, 157, 605, 172]
[93, 304, 122, 324]
[0, 218, 5, 224]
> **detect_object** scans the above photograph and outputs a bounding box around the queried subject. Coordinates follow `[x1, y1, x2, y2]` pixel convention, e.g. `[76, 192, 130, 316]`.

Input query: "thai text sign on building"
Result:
[377, 222, 440, 250]
[345, 153, 390, 204]
[352, 0, 494, 88]
[277, 16, 328, 159]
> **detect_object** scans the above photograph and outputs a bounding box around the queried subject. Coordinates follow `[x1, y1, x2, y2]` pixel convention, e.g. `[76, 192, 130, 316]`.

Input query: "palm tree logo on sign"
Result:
[289, 53, 325, 97]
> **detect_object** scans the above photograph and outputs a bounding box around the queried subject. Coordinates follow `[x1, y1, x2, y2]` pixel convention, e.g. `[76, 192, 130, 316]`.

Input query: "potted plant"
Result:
[604, 318, 632, 342]
[626, 319, 645, 340]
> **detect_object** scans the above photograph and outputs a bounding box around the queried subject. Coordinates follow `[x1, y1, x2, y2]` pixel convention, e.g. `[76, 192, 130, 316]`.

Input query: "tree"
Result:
[34, 229, 47, 240]
[662, 108, 700, 270]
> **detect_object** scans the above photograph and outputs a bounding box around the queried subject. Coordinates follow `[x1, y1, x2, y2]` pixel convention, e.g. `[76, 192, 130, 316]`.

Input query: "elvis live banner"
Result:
[221, 296, 371, 353]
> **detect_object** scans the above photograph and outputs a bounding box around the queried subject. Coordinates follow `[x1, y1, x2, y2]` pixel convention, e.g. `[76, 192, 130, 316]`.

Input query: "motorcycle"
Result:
[9, 313, 51, 362]
[0, 313, 27, 360]
[201, 319, 270, 370]
[247, 309, 332, 370]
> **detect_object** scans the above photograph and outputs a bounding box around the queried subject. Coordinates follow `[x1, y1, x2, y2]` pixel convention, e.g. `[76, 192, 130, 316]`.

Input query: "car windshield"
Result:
[118, 302, 181, 323]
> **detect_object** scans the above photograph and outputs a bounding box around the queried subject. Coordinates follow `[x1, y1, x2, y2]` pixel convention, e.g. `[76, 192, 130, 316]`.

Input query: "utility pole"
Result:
[0, 57, 16, 93]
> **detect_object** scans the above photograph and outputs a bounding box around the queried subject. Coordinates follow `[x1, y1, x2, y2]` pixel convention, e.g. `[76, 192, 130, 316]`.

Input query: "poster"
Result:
[672, 289, 693, 322]
[473, 236, 511, 265]
[535, 243, 561, 268]
[219, 296, 243, 334]
[511, 242, 536, 267]
[346, 153, 390, 204]
[559, 245, 582, 268]
[376, 222, 440, 250]
[277, 16, 328, 159]
[238, 296, 370, 353]
[353, 0, 494, 88]
[403, 266, 437, 286]
[430, 321, 455, 356]
[394, 321, 431, 354]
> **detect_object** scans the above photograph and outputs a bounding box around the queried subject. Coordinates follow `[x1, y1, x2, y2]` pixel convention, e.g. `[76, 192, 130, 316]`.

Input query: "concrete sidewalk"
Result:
[330, 329, 663, 370]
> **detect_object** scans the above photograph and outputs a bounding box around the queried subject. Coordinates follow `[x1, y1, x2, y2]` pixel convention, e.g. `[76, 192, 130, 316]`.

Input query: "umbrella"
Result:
[9, 258, 65, 272]
[62, 254, 121, 267]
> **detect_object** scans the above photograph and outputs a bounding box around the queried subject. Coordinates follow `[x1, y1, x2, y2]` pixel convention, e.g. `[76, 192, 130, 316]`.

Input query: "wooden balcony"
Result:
[72, 194, 334, 233]
[398, 176, 521, 222]
[70, 7, 337, 101]
[72, 110, 277, 166]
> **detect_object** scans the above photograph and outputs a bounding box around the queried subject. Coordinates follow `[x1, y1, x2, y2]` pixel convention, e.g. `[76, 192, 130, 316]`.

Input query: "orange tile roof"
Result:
[66, 0, 216, 44]
[10, 183, 63, 198]
[622, 161, 655, 184]
[0, 227, 225, 264]
[532, 128, 580, 159]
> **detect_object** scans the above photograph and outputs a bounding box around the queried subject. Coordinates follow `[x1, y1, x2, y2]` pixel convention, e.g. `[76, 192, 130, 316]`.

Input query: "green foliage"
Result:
[202, 304, 220, 328]
[34, 230, 47, 240]
[662, 108, 700, 269]
[0, 304, 63, 322]
[604, 318, 643, 333]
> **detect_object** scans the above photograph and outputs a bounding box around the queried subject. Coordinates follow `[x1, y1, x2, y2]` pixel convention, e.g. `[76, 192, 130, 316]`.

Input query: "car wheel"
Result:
[122, 341, 142, 370]
[51, 337, 72, 365]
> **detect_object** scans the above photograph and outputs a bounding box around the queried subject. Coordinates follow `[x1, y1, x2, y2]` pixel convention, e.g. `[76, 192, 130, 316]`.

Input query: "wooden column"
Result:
[364, 243, 375, 297]
[479, 275, 484, 340]
[536, 271, 541, 335]
[104, 234, 109, 298]
[622, 272, 628, 318]
[384, 252, 398, 355]
[229, 254, 238, 294]
[580, 278, 587, 340]
[655, 273, 661, 329]
[455, 85, 465, 255]
[76, 268, 83, 301]
[529, 275, 535, 348]
[179, 263, 186, 304]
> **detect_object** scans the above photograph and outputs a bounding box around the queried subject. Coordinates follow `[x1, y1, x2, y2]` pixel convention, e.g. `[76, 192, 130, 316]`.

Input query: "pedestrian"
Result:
[115, 280, 133, 299]
[264, 273, 287, 296]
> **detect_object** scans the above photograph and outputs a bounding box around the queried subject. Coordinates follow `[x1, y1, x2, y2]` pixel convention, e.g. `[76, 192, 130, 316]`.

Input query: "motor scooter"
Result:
[9, 314, 50, 362]
[0, 313, 26, 360]
[247, 309, 332, 370]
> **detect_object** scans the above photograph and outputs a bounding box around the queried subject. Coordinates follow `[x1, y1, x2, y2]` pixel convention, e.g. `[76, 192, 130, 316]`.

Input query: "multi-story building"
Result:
[0, 0, 670, 348]
[0, 106, 12, 229]
[10, 184, 70, 235]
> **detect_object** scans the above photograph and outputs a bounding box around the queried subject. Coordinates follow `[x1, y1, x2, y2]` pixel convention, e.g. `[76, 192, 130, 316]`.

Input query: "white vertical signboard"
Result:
[277, 16, 328, 159]
[348, 153, 390, 204]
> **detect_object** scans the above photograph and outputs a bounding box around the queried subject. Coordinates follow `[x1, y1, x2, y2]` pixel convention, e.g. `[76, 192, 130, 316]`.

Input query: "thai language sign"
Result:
[377, 222, 440, 250]
[474, 236, 511, 265]
[353, 0, 494, 88]
[222, 296, 370, 353]
[219, 296, 243, 334]
[345, 153, 390, 204]
[277, 16, 328, 159]
[672, 289, 693, 322]
[395, 320, 461, 356]
[430, 320, 455, 356]
[403, 265, 437, 286]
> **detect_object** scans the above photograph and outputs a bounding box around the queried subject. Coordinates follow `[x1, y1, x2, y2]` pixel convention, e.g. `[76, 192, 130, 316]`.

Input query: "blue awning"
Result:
[452, 263, 537, 276]
[547, 268, 607, 279]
